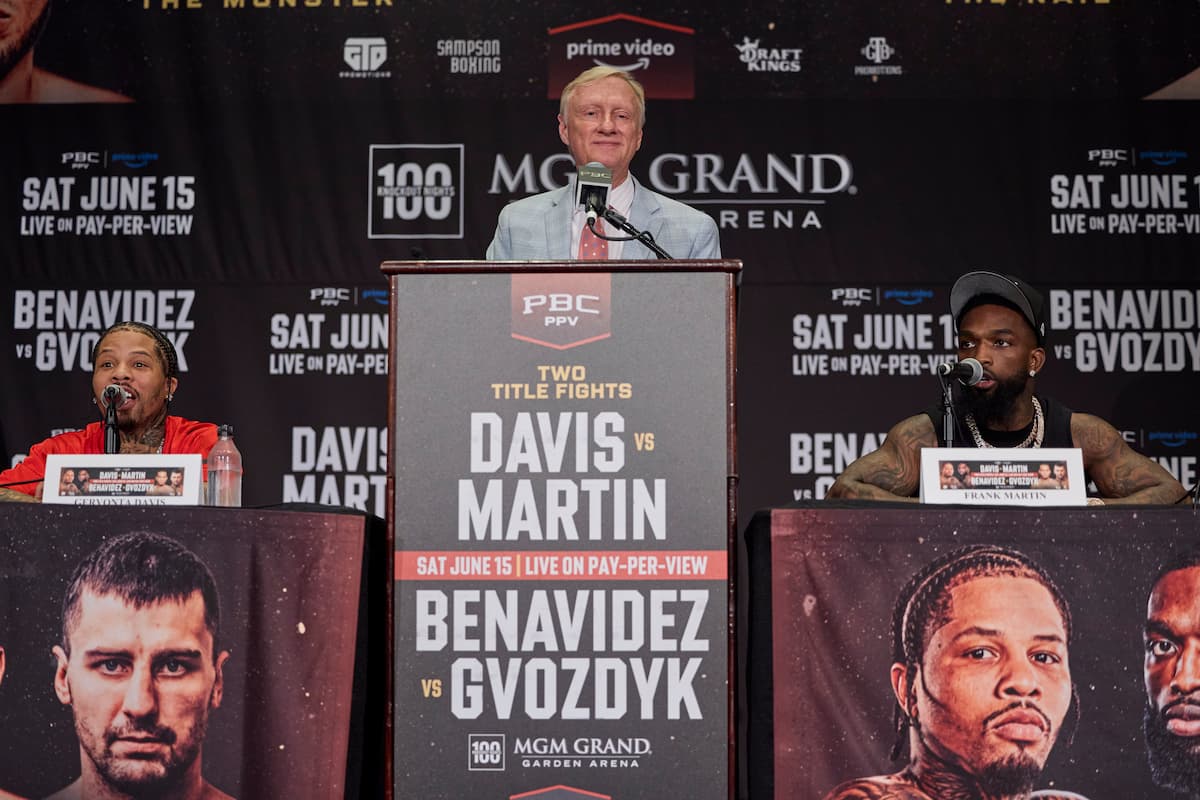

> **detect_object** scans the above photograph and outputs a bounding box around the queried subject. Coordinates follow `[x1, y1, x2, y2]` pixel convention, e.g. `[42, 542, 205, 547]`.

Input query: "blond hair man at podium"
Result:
[486, 66, 720, 261]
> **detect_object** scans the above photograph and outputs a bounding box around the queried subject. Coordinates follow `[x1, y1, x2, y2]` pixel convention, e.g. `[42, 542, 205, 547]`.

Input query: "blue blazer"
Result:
[485, 176, 722, 261]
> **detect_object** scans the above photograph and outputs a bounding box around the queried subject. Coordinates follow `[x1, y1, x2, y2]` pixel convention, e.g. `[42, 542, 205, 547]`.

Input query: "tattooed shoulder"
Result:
[822, 776, 931, 800]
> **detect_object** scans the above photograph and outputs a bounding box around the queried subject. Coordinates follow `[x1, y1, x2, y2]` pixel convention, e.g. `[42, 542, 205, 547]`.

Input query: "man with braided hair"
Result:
[823, 545, 1085, 800]
[0, 321, 217, 501]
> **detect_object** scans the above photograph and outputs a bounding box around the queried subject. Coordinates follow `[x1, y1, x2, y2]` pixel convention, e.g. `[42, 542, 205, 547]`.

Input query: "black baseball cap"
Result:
[950, 271, 1047, 346]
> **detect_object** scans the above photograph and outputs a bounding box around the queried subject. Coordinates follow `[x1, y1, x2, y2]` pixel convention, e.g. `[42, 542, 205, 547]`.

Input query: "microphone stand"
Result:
[598, 208, 673, 260]
[104, 400, 119, 454]
[937, 374, 957, 448]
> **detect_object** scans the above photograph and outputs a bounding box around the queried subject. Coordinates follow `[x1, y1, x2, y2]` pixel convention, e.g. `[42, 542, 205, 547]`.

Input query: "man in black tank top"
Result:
[828, 271, 1185, 505]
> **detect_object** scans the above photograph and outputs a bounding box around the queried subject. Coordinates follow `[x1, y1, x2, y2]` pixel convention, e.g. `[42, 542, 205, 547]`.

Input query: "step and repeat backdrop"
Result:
[2, 3, 1198, 799]
[1, 3, 1198, 533]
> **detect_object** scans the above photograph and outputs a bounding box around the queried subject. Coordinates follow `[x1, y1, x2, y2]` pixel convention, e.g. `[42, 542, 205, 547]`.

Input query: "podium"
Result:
[384, 260, 740, 800]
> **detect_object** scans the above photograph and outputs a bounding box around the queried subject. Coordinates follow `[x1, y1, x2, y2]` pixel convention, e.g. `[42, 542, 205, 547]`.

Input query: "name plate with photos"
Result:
[43, 454, 203, 505]
[919, 447, 1087, 506]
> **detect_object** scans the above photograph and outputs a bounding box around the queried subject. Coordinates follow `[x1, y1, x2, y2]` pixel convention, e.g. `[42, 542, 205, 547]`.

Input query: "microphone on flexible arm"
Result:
[932, 358, 983, 448]
[576, 162, 612, 228]
[934, 358, 984, 386]
[101, 384, 129, 454]
[576, 161, 673, 258]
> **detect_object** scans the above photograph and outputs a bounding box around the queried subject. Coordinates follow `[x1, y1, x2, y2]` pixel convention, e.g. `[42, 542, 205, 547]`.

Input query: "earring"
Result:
[1029, 369, 1037, 377]
[91, 396, 97, 404]
[166, 394, 174, 402]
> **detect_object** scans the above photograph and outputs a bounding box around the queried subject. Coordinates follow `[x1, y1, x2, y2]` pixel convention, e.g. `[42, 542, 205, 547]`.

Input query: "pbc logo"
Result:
[310, 288, 351, 307]
[468, 734, 505, 771]
[512, 274, 611, 350]
[521, 293, 601, 321]
[343, 37, 388, 72]
[61, 152, 101, 170]
[368, 144, 464, 239]
[831, 287, 872, 307]
[1087, 148, 1129, 167]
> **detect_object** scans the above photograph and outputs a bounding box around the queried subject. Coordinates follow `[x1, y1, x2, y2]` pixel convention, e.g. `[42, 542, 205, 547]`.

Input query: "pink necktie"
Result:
[578, 218, 609, 260]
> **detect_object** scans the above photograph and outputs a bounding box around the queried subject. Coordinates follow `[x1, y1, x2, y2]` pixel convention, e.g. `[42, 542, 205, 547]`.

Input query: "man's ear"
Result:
[53, 645, 72, 705]
[210, 650, 230, 709]
[891, 662, 914, 717]
[1030, 346, 1046, 375]
[0, 646, 6, 687]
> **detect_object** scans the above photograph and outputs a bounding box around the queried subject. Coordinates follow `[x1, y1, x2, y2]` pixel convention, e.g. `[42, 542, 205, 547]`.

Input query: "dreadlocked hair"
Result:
[887, 544, 1074, 761]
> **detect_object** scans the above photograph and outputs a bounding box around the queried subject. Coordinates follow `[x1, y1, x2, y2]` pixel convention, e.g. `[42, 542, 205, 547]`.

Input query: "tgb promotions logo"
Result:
[854, 37, 902, 80]
[511, 274, 611, 350]
[547, 13, 694, 99]
[368, 145, 463, 239]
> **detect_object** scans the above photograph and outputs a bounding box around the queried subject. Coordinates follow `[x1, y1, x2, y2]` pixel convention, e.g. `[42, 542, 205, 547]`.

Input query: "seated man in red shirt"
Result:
[0, 321, 216, 501]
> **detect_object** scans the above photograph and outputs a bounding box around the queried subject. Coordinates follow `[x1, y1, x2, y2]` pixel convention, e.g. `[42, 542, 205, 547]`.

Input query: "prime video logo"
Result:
[884, 288, 934, 306]
[112, 153, 159, 169]
[1148, 431, 1198, 448]
[1139, 150, 1188, 167]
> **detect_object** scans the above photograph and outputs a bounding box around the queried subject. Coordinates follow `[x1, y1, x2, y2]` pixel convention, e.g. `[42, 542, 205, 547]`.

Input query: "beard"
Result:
[976, 753, 1042, 797]
[78, 711, 208, 797]
[0, 1, 52, 77]
[961, 370, 1029, 427]
[1145, 702, 1200, 795]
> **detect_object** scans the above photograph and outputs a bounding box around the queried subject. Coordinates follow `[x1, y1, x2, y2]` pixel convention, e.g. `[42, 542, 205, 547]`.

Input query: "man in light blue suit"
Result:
[486, 66, 721, 261]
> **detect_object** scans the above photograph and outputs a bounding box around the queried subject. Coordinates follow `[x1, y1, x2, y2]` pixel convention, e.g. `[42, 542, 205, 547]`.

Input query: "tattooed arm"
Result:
[1072, 413, 1187, 505]
[0, 487, 38, 503]
[827, 415, 937, 501]
[821, 776, 932, 800]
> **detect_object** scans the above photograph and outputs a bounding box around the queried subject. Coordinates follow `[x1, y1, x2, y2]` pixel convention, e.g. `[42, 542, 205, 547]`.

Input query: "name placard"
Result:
[920, 447, 1087, 506]
[43, 454, 203, 505]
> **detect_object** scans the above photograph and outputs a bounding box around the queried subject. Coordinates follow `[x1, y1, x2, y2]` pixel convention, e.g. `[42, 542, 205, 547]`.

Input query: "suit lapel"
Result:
[623, 176, 664, 259]
[542, 185, 574, 260]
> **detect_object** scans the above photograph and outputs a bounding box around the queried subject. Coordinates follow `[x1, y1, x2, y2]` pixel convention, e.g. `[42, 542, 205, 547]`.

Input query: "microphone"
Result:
[101, 384, 130, 408]
[576, 162, 612, 226]
[934, 358, 984, 386]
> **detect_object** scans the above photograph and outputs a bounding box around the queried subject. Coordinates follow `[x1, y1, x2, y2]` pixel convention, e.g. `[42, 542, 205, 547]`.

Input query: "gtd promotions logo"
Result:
[368, 144, 464, 239]
[341, 37, 392, 79]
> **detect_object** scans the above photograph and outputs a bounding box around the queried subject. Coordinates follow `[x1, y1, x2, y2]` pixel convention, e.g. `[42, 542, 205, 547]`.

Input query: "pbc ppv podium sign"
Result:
[385, 260, 739, 800]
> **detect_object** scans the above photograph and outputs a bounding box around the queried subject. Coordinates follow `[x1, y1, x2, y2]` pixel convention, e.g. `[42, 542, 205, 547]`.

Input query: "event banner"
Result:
[0, 504, 367, 799]
[389, 264, 736, 799]
[746, 505, 1200, 800]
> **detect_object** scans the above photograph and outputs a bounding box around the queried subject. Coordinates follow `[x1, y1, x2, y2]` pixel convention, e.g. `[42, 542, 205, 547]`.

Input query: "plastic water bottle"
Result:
[207, 424, 243, 507]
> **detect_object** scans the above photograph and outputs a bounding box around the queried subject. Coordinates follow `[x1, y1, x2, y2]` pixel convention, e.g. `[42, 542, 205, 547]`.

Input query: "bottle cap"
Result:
[219, 424, 234, 437]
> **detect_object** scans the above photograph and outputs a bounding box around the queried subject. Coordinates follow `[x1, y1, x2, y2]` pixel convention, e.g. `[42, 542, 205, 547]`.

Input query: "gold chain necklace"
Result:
[964, 396, 1044, 448]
